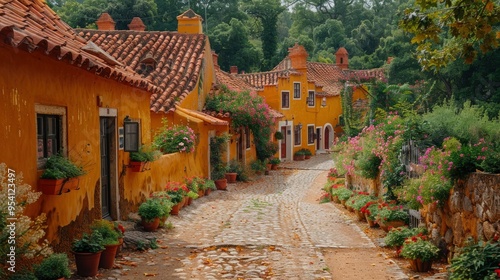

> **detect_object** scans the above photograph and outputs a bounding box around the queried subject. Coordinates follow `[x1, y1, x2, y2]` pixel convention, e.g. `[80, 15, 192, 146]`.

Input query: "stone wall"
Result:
[421, 172, 500, 258]
[346, 173, 383, 198]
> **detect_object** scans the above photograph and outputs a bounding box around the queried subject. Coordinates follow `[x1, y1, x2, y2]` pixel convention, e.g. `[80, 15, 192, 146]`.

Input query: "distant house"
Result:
[234, 43, 385, 160]
[0, 0, 160, 251]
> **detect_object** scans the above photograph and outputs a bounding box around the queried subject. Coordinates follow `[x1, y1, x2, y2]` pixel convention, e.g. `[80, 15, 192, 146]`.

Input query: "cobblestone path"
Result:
[95, 154, 408, 280]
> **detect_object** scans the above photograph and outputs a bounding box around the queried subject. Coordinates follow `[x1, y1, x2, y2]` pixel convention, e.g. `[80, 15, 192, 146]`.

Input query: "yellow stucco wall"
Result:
[258, 73, 343, 159]
[0, 47, 152, 245]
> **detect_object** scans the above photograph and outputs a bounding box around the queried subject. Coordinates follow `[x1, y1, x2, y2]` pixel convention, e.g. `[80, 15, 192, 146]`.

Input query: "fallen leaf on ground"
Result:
[143, 272, 157, 276]
[116, 260, 138, 267]
[203, 258, 213, 265]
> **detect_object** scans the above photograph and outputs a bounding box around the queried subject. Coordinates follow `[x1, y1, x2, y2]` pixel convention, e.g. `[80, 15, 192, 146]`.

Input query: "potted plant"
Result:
[225, 160, 241, 183]
[384, 227, 427, 256]
[269, 158, 281, 170]
[204, 179, 216, 195]
[250, 160, 266, 175]
[38, 154, 85, 194]
[400, 235, 439, 272]
[129, 145, 160, 172]
[138, 199, 163, 231]
[113, 221, 125, 256]
[274, 131, 284, 141]
[293, 150, 306, 161]
[210, 133, 230, 189]
[71, 231, 105, 277]
[186, 190, 199, 206]
[150, 191, 174, 225]
[376, 204, 409, 232]
[360, 201, 379, 227]
[34, 253, 71, 280]
[300, 148, 313, 159]
[336, 187, 354, 207]
[90, 219, 120, 269]
[350, 193, 374, 220]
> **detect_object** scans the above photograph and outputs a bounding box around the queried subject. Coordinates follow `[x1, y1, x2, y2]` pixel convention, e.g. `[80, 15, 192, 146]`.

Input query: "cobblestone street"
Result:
[90, 154, 409, 280]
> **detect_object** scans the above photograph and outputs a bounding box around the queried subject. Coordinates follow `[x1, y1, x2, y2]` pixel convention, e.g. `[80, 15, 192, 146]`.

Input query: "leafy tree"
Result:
[243, 0, 285, 70]
[209, 19, 261, 72]
[400, 0, 500, 71]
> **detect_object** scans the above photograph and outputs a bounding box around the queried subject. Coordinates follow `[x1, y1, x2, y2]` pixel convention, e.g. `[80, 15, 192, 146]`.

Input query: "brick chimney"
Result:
[128, 17, 146, 31]
[212, 51, 220, 70]
[177, 9, 203, 34]
[96, 13, 115, 31]
[230, 66, 238, 74]
[288, 43, 308, 70]
[335, 47, 349, 70]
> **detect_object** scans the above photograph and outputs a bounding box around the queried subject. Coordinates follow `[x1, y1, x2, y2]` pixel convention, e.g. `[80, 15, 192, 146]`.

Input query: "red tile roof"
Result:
[0, 0, 156, 93]
[237, 69, 301, 90]
[78, 29, 207, 113]
[215, 68, 256, 93]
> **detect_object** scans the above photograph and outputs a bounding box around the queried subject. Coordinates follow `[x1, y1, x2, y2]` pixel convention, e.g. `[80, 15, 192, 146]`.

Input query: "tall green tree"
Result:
[243, 0, 285, 70]
[209, 19, 261, 72]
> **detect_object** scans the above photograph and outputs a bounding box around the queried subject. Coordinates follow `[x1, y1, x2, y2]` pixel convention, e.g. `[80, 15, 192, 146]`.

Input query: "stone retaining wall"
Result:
[346, 172, 500, 258]
[421, 172, 500, 258]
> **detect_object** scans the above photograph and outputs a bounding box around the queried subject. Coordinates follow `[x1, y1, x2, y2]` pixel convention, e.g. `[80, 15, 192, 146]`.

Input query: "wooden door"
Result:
[280, 126, 287, 159]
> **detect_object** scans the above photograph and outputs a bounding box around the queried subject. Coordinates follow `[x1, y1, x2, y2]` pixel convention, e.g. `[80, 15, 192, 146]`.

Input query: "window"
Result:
[36, 105, 67, 168]
[281, 91, 290, 109]
[308, 125, 315, 144]
[293, 83, 301, 99]
[294, 125, 301, 145]
[37, 114, 61, 159]
[307, 91, 315, 107]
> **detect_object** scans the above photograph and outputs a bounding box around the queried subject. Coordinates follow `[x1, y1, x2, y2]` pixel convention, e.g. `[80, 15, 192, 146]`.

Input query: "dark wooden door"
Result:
[100, 117, 113, 219]
[324, 127, 330, 150]
[280, 126, 287, 159]
[316, 128, 321, 150]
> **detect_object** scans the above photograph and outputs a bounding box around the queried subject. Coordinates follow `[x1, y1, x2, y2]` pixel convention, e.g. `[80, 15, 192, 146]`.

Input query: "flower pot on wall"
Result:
[73, 251, 102, 277]
[225, 173, 237, 183]
[215, 178, 227, 190]
[38, 178, 65, 195]
[65, 177, 80, 190]
[170, 203, 181, 215]
[129, 161, 145, 172]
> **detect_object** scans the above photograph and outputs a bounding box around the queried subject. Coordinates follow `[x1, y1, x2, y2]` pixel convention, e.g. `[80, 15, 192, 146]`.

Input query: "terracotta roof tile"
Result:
[236, 69, 301, 90]
[214, 68, 256, 93]
[0, 0, 157, 94]
[78, 29, 207, 113]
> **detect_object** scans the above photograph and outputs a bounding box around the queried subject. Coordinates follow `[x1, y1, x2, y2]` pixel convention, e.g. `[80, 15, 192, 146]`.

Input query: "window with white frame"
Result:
[307, 91, 315, 107]
[307, 125, 315, 144]
[36, 105, 67, 168]
[293, 82, 301, 99]
[281, 91, 290, 109]
[294, 125, 301, 145]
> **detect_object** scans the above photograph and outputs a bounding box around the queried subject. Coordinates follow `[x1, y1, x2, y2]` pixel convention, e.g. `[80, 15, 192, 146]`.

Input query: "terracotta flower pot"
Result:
[115, 238, 124, 257]
[186, 197, 193, 206]
[215, 178, 227, 190]
[129, 161, 145, 172]
[65, 176, 80, 191]
[380, 220, 406, 232]
[271, 164, 278, 170]
[365, 216, 378, 227]
[99, 243, 120, 269]
[332, 196, 340, 204]
[170, 203, 181, 215]
[205, 188, 212, 196]
[198, 189, 204, 197]
[38, 178, 65, 195]
[355, 209, 365, 221]
[409, 258, 433, 272]
[225, 172, 237, 183]
[141, 217, 160, 232]
[73, 251, 102, 277]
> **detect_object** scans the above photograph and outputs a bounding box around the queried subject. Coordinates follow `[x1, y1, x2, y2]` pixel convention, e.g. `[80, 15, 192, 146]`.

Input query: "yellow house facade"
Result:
[237, 44, 385, 161]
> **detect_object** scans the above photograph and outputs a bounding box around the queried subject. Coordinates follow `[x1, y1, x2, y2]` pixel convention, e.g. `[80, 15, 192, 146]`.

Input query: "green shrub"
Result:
[449, 238, 500, 280]
[90, 219, 120, 246]
[384, 227, 427, 248]
[356, 153, 382, 179]
[336, 187, 354, 201]
[400, 237, 439, 261]
[34, 253, 71, 280]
